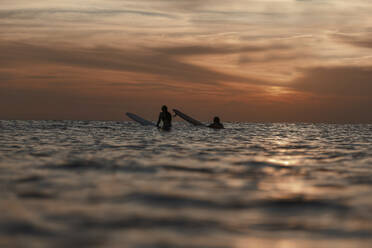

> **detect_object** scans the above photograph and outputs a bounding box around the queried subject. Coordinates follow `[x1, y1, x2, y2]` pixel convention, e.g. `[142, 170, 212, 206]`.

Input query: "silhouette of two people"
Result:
[156, 105, 172, 131]
[157, 105, 224, 130]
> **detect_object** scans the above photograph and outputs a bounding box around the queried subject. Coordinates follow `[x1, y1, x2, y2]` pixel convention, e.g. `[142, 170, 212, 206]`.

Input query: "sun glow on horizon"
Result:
[1, 0, 372, 122]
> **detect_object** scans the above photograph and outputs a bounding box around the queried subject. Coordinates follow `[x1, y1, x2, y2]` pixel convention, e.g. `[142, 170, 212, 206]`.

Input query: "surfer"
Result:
[157, 105, 172, 130]
[208, 116, 224, 129]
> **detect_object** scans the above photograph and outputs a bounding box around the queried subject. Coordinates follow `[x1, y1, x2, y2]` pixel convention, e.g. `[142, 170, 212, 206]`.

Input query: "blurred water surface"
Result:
[1, 120, 372, 248]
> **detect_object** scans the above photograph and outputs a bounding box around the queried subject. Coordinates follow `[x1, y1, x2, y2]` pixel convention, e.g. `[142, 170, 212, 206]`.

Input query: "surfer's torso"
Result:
[158, 111, 172, 129]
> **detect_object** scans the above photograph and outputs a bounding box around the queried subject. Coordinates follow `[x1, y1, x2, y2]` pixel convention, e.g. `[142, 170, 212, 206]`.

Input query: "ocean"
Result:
[1, 120, 372, 248]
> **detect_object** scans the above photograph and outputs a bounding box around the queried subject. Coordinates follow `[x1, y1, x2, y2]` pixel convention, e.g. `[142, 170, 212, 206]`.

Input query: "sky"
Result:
[1, 0, 372, 123]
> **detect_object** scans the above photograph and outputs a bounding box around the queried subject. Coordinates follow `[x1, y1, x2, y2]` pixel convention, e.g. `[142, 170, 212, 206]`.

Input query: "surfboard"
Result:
[126, 112, 155, 126]
[173, 109, 205, 126]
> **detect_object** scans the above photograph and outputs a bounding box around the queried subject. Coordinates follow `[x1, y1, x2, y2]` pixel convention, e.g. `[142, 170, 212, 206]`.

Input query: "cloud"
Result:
[292, 66, 372, 98]
[0, 71, 14, 82]
[131, 0, 225, 12]
[1, 0, 372, 122]
[153, 44, 290, 56]
[239, 53, 308, 64]
[333, 33, 372, 49]
[0, 41, 275, 87]
[0, 8, 175, 20]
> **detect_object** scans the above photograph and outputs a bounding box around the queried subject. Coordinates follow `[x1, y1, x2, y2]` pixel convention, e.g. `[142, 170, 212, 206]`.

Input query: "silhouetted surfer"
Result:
[208, 116, 224, 129]
[157, 105, 172, 130]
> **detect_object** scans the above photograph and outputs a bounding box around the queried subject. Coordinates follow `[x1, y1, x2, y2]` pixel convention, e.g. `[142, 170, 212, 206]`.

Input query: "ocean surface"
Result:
[1, 120, 372, 248]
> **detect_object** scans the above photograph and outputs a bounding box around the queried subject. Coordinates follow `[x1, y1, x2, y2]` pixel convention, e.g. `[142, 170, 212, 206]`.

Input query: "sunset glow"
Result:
[1, 0, 372, 122]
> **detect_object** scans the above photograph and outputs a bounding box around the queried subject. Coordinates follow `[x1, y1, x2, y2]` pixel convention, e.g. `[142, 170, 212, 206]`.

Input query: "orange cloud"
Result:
[1, 1, 372, 122]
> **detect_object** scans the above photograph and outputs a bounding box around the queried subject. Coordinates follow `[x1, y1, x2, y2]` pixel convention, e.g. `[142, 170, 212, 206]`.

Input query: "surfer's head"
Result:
[213, 116, 220, 124]
[162, 105, 168, 112]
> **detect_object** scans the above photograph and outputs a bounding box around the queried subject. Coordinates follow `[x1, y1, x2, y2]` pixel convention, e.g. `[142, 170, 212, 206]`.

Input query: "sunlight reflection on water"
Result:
[0, 121, 372, 247]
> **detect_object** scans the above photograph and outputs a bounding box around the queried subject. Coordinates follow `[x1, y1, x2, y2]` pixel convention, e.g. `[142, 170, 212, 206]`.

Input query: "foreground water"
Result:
[1, 120, 372, 248]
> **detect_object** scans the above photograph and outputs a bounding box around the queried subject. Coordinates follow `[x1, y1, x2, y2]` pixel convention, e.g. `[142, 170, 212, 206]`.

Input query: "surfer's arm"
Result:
[156, 113, 161, 127]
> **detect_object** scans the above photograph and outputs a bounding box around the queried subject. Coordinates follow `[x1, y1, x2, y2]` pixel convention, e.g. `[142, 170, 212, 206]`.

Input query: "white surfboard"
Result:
[173, 109, 205, 126]
[126, 113, 155, 126]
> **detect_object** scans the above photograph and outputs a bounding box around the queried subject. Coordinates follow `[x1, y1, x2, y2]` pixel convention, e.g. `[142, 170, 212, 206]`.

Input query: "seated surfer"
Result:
[208, 116, 224, 129]
[156, 105, 172, 130]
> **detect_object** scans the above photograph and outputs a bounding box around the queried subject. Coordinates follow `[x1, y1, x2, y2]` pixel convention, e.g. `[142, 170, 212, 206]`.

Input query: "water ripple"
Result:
[1, 120, 372, 247]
